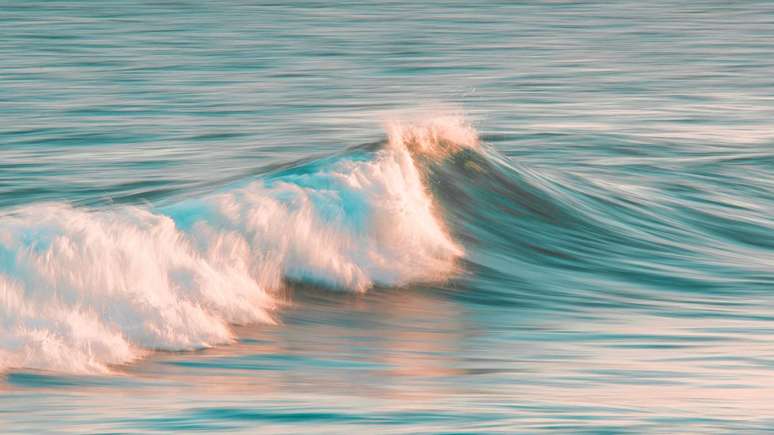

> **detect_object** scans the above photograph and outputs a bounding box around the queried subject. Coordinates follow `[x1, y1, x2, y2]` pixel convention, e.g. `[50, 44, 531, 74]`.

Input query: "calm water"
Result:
[2, 1, 774, 433]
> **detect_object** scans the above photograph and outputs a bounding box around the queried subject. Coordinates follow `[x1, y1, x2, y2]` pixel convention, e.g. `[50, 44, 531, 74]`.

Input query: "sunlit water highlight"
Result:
[2, 1, 774, 433]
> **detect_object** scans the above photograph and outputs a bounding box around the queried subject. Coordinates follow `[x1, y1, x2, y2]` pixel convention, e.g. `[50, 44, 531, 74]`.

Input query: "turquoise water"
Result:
[2, 1, 774, 433]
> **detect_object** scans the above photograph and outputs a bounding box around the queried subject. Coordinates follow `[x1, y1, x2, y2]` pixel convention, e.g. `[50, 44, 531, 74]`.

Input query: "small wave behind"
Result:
[0, 115, 472, 374]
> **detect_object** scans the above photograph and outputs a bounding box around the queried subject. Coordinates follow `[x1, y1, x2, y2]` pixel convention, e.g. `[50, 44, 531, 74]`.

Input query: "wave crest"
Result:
[385, 114, 479, 158]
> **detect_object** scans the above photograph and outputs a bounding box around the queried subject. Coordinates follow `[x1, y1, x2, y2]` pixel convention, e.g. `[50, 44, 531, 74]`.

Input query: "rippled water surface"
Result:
[2, 1, 774, 433]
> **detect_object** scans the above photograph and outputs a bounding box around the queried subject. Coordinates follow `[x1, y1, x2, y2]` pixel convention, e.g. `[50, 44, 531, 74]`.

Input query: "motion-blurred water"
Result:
[2, 1, 774, 433]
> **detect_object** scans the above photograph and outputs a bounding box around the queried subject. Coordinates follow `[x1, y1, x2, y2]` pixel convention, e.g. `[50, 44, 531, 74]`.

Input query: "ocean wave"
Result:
[0, 115, 471, 374]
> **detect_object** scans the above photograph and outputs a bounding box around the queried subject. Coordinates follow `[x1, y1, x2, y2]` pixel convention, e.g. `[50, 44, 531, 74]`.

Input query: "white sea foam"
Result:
[0, 116, 472, 374]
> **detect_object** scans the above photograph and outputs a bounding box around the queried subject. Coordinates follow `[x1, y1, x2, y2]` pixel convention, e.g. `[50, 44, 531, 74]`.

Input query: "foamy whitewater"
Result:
[0, 117, 473, 374]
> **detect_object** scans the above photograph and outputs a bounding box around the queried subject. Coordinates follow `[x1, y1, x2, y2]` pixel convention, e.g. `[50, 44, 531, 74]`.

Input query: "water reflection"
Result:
[131, 286, 469, 400]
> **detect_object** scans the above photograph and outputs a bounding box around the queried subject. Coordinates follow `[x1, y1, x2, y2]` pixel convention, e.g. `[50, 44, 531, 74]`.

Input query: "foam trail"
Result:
[0, 116, 471, 374]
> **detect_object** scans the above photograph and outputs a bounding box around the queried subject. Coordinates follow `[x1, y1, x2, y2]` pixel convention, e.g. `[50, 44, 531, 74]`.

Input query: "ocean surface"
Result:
[2, 1, 774, 433]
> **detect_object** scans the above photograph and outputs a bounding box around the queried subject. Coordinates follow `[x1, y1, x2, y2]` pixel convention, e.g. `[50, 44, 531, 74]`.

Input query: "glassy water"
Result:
[2, 1, 774, 433]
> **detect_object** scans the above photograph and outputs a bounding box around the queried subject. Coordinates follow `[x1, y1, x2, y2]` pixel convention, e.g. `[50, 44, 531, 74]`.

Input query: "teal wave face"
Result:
[432, 142, 774, 308]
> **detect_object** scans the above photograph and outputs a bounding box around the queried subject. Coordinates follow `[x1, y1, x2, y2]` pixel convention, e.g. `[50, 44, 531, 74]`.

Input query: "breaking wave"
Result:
[0, 116, 473, 373]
